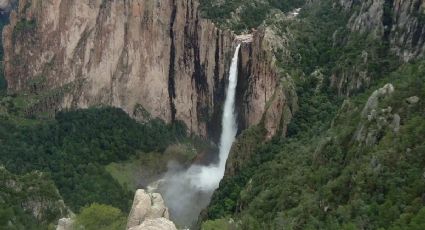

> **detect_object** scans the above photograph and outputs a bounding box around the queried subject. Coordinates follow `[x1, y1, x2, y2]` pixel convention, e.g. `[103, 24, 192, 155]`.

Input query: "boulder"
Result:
[127, 190, 154, 228]
[129, 218, 177, 230]
[127, 189, 176, 230]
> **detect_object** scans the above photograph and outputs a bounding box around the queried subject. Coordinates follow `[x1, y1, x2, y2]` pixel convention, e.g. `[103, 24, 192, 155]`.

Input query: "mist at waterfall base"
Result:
[156, 45, 241, 227]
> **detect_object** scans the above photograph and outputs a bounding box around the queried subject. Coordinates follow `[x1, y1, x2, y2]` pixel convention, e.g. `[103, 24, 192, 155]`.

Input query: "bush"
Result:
[74, 203, 126, 230]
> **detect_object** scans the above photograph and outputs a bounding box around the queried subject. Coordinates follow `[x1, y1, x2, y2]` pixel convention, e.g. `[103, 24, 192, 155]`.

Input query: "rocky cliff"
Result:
[3, 0, 293, 140]
[331, 0, 425, 96]
[343, 0, 425, 61]
[127, 189, 177, 230]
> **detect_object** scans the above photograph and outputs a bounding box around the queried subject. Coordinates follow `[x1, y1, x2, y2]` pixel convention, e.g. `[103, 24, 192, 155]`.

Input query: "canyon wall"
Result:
[331, 0, 425, 96]
[344, 0, 425, 61]
[3, 0, 293, 140]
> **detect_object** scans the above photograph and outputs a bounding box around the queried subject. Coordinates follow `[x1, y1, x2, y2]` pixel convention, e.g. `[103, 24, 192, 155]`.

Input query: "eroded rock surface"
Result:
[331, 0, 425, 96]
[355, 83, 399, 146]
[3, 0, 293, 140]
[127, 189, 176, 230]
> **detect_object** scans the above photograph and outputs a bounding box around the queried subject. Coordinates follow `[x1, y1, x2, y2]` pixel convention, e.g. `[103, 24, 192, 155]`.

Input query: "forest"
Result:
[0, 0, 424, 229]
[0, 104, 187, 228]
[202, 0, 425, 229]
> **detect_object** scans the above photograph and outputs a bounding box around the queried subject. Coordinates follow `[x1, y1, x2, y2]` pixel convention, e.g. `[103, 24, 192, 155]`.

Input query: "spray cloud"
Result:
[155, 44, 241, 227]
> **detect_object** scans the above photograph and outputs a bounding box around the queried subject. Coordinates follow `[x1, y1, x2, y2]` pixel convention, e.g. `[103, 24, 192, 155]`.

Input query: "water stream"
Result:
[157, 44, 241, 227]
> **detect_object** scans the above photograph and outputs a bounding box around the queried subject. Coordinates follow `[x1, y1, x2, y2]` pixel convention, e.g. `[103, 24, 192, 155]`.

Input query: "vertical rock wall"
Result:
[3, 0, 293, 140]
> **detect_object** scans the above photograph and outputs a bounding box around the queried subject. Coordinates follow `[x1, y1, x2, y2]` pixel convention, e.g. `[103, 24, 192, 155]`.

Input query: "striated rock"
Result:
[3, 0, 293, 140]
[361, 83, 394, 118]
[235, 34, 253, 43]
[343, 0, 425, 61]
[127, 190, 152, 228]
[127, 189, 176, 230]
[355, 83, 398, 146]
[331, 0, 424, 95]
[392, 113, 401, 133]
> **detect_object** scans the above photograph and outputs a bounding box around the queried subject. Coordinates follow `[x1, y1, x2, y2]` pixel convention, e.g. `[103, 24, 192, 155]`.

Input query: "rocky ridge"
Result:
[331, 0, 425, 95]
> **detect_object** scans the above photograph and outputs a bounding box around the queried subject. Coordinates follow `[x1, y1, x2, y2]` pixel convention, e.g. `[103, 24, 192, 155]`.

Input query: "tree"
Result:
[74, 203, 126, 230]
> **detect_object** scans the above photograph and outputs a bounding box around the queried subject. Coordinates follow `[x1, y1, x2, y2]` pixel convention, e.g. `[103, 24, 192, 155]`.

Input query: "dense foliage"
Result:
[0, 167, 68, 230]
[0, 107, 186, 213]
[74, 203, 127, 230]
[213, 61, 425, 229]
[199, 0, 305, 32]
[203, 0, 425, 229]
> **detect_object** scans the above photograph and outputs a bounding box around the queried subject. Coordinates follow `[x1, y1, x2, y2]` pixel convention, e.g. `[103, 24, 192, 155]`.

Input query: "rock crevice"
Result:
[3, 0, 292, 140]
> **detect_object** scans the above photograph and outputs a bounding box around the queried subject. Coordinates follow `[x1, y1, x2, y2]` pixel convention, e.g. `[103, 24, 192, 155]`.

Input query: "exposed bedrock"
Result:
[3, 0, 294, 140]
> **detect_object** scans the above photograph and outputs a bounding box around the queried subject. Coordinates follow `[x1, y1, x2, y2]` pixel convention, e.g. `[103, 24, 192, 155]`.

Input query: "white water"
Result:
[157, 44, 241, 227]
[186, 43, 241, 191]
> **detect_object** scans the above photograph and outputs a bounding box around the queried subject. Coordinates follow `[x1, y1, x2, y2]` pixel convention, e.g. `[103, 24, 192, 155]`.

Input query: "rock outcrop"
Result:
[56, 218, 74, 230]
[3, 0, 293, 140]
[345, 0, 425, 62]
[332, 0, 425, 96]
[127, 189, 176, 230]
[0, 166, 70, 227]
[354, 83, 399, 146]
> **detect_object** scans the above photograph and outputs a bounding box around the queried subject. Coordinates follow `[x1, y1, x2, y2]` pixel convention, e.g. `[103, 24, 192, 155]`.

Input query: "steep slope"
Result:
[0, 167, 70, 229]
[202, 0, 425, 229]
[2, 0, 295, 140]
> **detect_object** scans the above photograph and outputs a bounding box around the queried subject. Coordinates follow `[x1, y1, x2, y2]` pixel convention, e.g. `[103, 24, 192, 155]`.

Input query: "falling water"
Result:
[157, 44, 241, 227]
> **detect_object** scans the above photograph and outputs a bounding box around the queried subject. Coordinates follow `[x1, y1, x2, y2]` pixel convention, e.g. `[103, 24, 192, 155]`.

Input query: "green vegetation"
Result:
[14, 19, 36, 32]
[106, 143, 198, 191]
[199, 0, 305, 32]
[206, 59, 425, 230]
[13, 19, 36, 41]
[0, 167, 68, 230]
[74, 203, 127, 230]
[203, 0, 425, 229]
[0, 107, 187, 213]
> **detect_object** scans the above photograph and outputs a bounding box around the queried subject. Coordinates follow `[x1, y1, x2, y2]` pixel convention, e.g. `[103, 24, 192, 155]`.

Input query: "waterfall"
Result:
[189, 43, 241, 190]
[217, 43, 240, 174]
[157, 44, 241, 227]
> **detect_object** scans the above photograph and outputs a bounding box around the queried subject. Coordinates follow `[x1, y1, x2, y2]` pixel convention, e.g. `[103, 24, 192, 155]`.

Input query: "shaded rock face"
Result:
[0, 0, 15, 10]
[3, 0, 291, 140]
[127, 189, 176, 230]
[344, 0, 425, 61]
[332, 0, 425, 96]
[354, 83, 399, 146]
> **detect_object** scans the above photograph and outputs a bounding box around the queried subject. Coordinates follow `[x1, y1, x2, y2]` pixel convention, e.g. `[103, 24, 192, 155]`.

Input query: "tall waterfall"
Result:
[157, 45, 241, 227]
[192, 43, 241, 190]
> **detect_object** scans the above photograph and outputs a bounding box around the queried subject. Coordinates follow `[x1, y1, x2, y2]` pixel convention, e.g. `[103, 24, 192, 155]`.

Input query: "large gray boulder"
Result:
[129, 218, 177, 230]
[127, 189, 175, 230]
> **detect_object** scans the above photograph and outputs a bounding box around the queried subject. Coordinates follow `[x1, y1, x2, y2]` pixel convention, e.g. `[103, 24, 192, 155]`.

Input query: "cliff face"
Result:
[3, 0, 292, 140]
[345, 0, 425, 61]
[331, 0, 425, 96]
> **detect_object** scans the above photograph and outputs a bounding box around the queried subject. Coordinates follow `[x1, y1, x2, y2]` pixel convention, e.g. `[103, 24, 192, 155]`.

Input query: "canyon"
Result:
[3, 0, 295, 140]
[1, 0, 424, 229]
